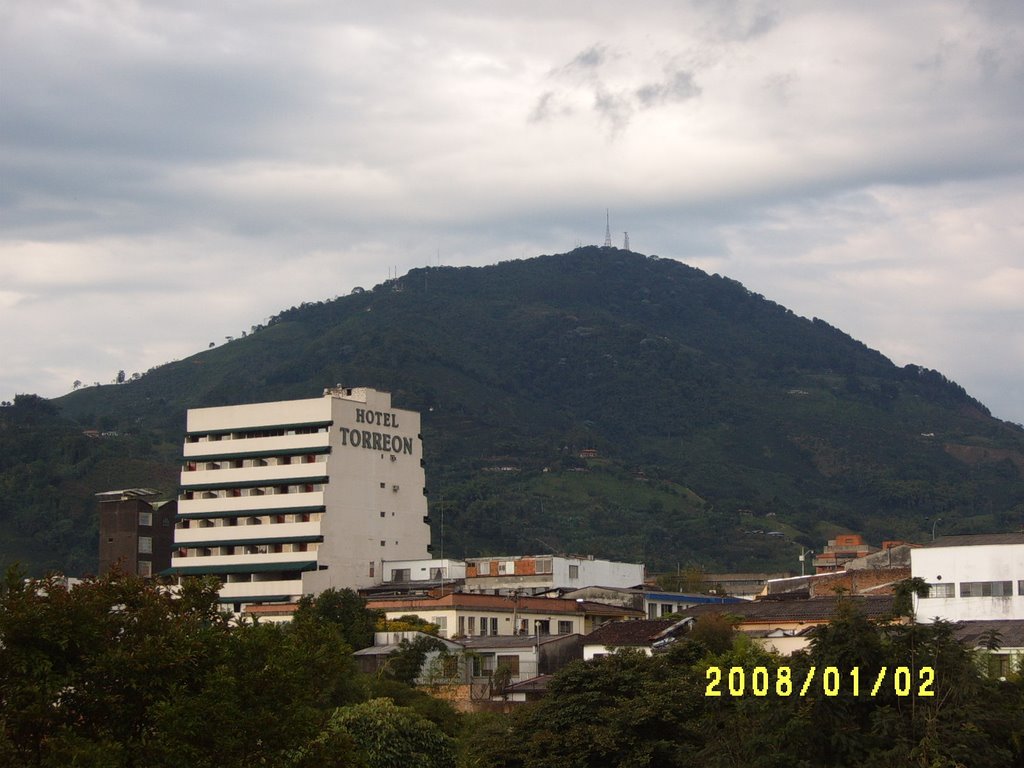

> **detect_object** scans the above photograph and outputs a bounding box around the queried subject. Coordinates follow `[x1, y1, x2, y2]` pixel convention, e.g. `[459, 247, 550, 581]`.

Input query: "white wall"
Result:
[912, 543, 1024, 622]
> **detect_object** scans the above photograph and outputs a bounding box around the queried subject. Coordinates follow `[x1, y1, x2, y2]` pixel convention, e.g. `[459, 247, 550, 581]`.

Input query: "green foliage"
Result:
[293, 587, 380, 650]
[463, 612, 1024, 768]
[377, 614, 440, 634]
[317, 698, 456, 768]
[6, 249, 1024, 574]
[381, 634, 448, 686]
[0, 570, 370, 767]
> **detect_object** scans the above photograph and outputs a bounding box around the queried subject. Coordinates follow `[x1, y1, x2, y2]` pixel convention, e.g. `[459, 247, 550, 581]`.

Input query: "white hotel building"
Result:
[170, 387, 431, 610]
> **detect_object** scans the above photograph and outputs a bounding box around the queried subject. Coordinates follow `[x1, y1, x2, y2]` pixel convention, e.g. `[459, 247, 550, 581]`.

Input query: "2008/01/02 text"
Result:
[705, 666, 935, 698]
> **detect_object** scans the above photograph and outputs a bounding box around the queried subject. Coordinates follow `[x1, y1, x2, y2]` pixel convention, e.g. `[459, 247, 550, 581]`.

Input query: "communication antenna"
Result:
[603, 209, 612, 248]
[623, 232, 630, 251]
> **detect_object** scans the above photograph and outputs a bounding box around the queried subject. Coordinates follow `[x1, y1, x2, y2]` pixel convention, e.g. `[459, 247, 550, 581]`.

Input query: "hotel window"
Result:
[138, 537, 152, 554]
[925, 583, 955, 598]
[138, 511, 153, 527]
[960, 581, 1014, 597]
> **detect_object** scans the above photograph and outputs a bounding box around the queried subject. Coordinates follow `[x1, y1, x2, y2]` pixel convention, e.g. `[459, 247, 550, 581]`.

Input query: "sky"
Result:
[2, 1, 1022, 424]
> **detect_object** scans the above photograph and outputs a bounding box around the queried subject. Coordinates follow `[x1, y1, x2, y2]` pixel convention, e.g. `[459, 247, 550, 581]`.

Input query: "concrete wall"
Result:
[912, 544, 1024, 622]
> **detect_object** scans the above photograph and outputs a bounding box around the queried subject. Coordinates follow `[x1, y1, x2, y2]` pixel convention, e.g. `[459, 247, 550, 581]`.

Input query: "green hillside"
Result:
[3, 248, 1023, 575]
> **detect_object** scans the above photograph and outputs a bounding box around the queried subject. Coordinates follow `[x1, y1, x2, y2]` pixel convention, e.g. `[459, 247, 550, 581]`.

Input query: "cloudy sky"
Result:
[2, 1, 1022, 424]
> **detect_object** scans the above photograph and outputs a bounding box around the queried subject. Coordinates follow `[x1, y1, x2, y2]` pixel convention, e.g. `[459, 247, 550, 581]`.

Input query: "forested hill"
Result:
[3, 247, 1023, 575]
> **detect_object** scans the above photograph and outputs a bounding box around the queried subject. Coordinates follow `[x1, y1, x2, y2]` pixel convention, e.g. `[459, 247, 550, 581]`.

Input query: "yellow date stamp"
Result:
[704, 665, 935, 698]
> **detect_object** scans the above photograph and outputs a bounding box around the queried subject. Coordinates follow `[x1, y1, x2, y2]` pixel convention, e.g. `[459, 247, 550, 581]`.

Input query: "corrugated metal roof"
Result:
[924, 533, 1024, 548]
[953, 620, 1024, 649]
[584, 619, 679, 646]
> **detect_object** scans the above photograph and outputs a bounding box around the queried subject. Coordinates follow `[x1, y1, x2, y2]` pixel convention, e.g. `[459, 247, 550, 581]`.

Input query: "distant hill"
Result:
[3, 247, 1023, 576]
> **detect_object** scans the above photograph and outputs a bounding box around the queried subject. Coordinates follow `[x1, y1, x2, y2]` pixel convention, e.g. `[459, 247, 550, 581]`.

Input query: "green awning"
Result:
[176, 505, 325, 520]
[183, 446, 332, 461]
[177, 535, 323, 548]
[166, 560, 318, 575]
[217, 595, 295, 604]
[180, 476, 329, 491]
[185, 420, 333, 438]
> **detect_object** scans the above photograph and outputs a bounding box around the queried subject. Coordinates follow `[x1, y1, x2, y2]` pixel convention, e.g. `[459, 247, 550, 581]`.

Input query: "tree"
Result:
[292, 587, 379, 650]
[382, 635, 447, 685]
[299, 698, 455, 768]
[891, 576, 930, 621]
[116, 370, 125, 384]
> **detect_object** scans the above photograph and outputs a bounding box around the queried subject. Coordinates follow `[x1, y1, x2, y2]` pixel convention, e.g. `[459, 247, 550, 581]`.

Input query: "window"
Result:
[490, 617, 498, 635]
[392, 568, 411, 582]
[435, 616, 448, 633]
[498, 560, 515, 575]
[661, 604, 675, 616]
[380, 540, 386, 547]
[467, 617, 476, 634]
[479, 617, 488, 636]
[987, 654, 1014, 679]
[496, 655, 520, 675]
[138, 536, 152, 554]
[557, 620, 573, 634]
[368, 562, 375, 578]
[137, 561, 152, 577]
[648, 604, 658, 619]
[138, 511, 152, 527]
[472, 655, 491, 677]
[477, 561, 491, 576]
[458, 616, 465, 636]
[925, 583, 955, 598]
[569, 565, 579, 579]
[535, 558, 553, 574]
[1019, 580, 1024, 596]
[960, 581, 1014, 597]
[443, 655, 459, 678]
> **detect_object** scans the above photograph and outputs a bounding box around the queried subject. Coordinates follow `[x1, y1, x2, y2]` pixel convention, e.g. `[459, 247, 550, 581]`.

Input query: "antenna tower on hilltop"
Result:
[623, 232, 630, 251]
[603, 209, 612, 248]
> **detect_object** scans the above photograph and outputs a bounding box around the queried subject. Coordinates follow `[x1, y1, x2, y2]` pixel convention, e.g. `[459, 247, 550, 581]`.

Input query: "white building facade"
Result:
[911, 533, 1024, 623]
[463, 554, 645, 595]
[172, 387, 431, 609]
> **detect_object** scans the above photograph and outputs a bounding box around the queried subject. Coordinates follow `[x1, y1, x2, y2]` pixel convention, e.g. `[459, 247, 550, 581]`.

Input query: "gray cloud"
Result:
[636, 70, 702, 108]
[2, 1, 1024, 425]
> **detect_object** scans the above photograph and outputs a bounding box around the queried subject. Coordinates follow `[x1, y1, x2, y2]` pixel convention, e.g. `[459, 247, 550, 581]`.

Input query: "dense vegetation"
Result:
[0, 571, 458, 768]
[3, 248, 1023, 575]
[3, 571, 1021, 767]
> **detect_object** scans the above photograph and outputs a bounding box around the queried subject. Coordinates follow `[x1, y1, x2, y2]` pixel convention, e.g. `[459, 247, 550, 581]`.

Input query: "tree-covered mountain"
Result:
[3, 247, 1023, 575]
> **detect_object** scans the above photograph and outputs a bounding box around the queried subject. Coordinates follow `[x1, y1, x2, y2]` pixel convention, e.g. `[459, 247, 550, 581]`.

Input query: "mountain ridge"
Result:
[2, 247, 1021, 575]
